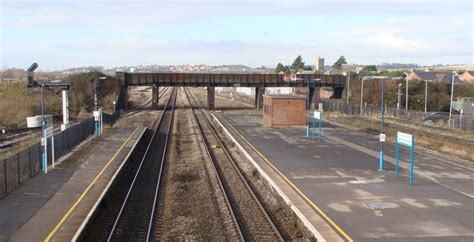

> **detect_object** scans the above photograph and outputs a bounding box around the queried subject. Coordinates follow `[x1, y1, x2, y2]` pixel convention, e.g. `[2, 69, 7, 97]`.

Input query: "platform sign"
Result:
[313, 111, 321, 120]
[395, 132, 415, 185]
[42, 126, 54, 174]
[397, 132, 413, 147]
[312, 111, 322, 143]
[379, 133, 385, 142]
[44, 126, 54, 138]
[93, 111, 100, 121]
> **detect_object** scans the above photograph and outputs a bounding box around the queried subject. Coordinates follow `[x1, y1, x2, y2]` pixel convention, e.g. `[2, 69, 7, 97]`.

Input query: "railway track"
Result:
[123, 86, 170, 117]
[184, 87, 284, 241]
[106, 87, 176, 241]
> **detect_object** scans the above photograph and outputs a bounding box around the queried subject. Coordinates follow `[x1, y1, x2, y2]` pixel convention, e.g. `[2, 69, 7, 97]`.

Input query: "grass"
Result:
[0, 81, 62, 127]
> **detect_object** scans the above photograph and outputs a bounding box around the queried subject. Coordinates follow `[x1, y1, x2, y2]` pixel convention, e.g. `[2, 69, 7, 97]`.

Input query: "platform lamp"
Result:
[94, 76, 107, 136]
[26, 63, 69, 173]
[448, 71, 461, 128]
[362, 76, 392, 171]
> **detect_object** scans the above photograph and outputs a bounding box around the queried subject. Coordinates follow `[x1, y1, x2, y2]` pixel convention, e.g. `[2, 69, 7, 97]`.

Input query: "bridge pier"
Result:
[255, 87, 265, 109]
[307, 87, 321, 110]
[152, 84, 159, 109]
[333, 87, 344, 99]
[207, 86, 215, 110]
[122, 86, 128, 110]
[307, 87, 314, 110]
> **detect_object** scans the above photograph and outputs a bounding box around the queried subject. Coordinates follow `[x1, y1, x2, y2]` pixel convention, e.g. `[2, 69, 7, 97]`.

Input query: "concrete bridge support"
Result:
[255, 87, 265, 109]
[121, 86, 128, 110]
[333, 87, 344, 99]
[207, 86, 215, 110]
[152, 84, 159, 109]
[307, 87, 321, 110]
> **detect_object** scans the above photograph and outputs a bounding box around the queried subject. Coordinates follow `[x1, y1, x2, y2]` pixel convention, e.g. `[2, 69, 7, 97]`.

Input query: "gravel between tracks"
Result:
[153, 88, 240, 240]
[189, 87, 311, 240]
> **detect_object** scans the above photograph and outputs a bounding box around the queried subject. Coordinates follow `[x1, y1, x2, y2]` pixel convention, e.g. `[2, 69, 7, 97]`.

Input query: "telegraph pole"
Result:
[397, 83, 402, 117]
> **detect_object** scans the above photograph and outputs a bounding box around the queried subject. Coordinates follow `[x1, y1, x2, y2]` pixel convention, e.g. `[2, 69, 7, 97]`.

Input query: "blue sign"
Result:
[313, 111, 322, 143]
[395, 132, 415, 185]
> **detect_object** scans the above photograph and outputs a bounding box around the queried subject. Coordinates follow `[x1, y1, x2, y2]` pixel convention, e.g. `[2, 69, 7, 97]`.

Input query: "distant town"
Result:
[1, 61, 473, 82]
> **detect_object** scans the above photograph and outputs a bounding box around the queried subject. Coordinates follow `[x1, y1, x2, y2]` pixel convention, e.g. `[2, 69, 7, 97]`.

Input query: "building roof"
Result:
[413, 71, 438, 81]
[264, 94, 306, 99]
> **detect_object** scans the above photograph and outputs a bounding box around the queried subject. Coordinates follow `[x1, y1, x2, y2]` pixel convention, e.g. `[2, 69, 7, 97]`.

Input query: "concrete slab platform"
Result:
[1, 126, 145, 241]
[220, 112, 474, 242]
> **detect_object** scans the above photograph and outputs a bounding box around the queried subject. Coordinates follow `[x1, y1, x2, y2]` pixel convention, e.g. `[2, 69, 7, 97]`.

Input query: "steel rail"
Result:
[145, 87, 176, 241]
[184, 88, 283, 241]
[123, 86, 170, 117]
[182, 87, 245, 241]
[106, 87, 176, 242]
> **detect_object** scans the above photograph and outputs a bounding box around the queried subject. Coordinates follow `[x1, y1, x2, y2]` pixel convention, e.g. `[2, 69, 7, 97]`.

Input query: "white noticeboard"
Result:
[397, 132, 413, 147]
[379, 133, 385, 142]
[313, 111, 321, 120]
[93, 111, 100, 121]
[44, 126, 54, 138]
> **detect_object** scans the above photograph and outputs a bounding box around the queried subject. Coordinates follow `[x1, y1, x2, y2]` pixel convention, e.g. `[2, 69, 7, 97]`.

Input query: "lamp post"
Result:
[379, 78, 385, 171]
[360, 78, 364, 115]
[94, 76, 107, 136]
[362, 76, 397, 171]
[40, 83, 46, 172]
[397, 83, 402, 117]
[448, 72, 459, 127]
[306, 77, 310, 137]
[405, 77, 409, 111]
[424, 80, 430, 114]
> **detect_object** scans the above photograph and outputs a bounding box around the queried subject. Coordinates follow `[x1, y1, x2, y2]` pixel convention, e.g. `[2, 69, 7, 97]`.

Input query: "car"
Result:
[423, 112, 449, 123]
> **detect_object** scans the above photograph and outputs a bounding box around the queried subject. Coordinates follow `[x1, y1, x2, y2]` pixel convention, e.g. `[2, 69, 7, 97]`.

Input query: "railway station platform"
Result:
[0, 126, 145, 241]
[218, 112, 474, 242]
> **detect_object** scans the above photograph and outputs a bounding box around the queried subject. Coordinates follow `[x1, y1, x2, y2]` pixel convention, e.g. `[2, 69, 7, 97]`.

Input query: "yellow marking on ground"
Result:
[219, 115, 354, 242]
[44, 127, 140, 242]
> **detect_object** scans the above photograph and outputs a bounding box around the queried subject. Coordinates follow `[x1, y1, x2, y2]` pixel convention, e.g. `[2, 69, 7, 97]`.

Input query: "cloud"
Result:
[366, 33, 431, 52]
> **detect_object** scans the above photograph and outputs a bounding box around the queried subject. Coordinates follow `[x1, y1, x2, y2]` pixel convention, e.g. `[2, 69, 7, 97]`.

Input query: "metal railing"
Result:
[0, 109, 124, 198]
[321, 100, 474, 132]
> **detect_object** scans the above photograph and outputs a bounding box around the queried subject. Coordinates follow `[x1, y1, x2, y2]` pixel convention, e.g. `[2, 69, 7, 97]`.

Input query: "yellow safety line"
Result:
[220, 116, 353, 242]
[44, 127, 140, 242]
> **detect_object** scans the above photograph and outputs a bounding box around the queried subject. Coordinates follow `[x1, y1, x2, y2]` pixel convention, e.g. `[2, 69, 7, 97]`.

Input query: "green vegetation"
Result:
[275, 63, 290, 74]
[361, 65, 377, 73]
[348, 75, 474, 112]
[0, 71, 119, 127]
[332, 56, 347, 70]
[275, 55, 306, 74]
[290, 55, 305, 73]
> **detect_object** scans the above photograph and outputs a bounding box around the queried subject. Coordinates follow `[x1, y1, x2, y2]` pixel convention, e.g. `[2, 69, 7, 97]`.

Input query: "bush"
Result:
[0, 71, 119, 127]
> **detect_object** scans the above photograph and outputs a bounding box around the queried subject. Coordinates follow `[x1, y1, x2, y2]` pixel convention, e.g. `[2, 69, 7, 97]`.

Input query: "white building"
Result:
[315, 56, 325, 72]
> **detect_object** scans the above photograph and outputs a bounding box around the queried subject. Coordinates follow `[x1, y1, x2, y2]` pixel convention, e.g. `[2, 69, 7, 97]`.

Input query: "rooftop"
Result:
[264, 94, 306, 99]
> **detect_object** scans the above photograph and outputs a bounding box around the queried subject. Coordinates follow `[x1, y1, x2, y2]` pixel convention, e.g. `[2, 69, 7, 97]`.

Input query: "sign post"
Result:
[94, 111, 100, 136]
[379, 133, 385, 171]
[313, 111, 322, 143]
[43, 126, 54, 173]
[395, 132, 415, 185]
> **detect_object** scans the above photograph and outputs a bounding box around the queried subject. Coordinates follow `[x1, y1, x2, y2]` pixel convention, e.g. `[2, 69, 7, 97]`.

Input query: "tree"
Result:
[332, 56, 347, 70]
[361, 65, 377, 72]
[386, 70, 406, 77]
[291, 55, 305, 73]
[275, 63, 285, 73]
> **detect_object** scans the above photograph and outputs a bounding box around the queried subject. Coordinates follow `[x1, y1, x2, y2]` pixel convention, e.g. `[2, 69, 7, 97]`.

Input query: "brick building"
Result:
[262, 95, 306, 127]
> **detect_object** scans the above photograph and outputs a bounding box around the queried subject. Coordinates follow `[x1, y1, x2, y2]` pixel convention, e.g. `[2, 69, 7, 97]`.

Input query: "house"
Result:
[405, 70, 462, 84]
[405, 70, 439, 82]
[460, 71, 474, 84]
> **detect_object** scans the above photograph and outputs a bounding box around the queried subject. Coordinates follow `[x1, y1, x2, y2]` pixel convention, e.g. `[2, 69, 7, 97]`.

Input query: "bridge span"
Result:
[116, 72, 347, 110]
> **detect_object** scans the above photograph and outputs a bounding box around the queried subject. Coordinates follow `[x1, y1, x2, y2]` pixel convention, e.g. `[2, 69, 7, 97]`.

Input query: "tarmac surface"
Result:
[0, 126, 143, 241]
[222, 112, 474, 242]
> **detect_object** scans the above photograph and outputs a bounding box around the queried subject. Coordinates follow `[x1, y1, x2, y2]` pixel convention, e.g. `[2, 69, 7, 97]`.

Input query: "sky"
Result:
[1, 0, 473, 71]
